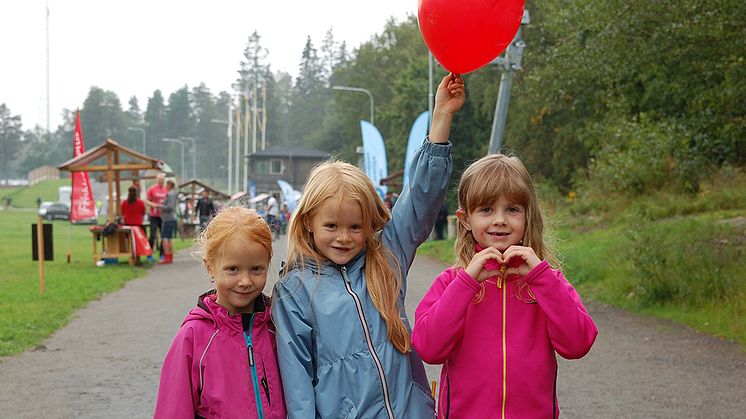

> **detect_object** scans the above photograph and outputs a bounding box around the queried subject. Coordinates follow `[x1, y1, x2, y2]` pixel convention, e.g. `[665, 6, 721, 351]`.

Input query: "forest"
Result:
[1, 0, 743, 200]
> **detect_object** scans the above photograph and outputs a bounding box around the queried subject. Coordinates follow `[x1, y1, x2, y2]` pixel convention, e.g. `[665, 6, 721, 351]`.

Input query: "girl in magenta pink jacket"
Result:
[154, 207, 286, 419]
[412, 154, 597, 418]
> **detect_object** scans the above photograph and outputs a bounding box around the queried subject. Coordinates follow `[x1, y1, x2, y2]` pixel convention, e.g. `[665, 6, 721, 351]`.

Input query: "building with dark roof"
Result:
[247, 146, 330, 199]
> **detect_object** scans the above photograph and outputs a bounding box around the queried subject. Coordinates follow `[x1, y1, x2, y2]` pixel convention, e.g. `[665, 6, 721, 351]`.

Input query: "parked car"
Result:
[38, 202, 70, 221]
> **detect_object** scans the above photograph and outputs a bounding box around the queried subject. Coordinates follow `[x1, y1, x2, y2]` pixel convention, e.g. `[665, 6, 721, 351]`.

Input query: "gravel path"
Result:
[1, 237, 744, 418]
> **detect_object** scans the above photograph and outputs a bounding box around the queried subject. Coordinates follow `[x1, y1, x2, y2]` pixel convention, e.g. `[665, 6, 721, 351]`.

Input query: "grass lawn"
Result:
[0, 179, 70, 208]
[0, 209, 194, 356]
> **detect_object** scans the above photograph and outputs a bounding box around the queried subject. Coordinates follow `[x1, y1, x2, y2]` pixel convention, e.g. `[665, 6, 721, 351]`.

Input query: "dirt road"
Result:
[1, 237, 744, 418]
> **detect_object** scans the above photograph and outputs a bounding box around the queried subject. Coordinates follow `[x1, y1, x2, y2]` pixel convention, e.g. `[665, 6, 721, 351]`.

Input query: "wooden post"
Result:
[37, 215, 46, 294]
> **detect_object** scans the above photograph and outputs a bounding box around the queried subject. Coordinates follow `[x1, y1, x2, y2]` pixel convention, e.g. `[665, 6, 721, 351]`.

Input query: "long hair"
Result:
[455, 154, 555, 269]
[126, 186, 138, 204]
[196, 206, 273, 270]
[284, 161, 410, 353]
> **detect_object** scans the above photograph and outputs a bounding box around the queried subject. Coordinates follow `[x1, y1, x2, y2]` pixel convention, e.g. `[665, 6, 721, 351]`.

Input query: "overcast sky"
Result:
[0, 0, 416, 130]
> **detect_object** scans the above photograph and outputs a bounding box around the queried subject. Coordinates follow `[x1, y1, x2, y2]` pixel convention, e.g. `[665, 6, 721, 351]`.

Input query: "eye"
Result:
[224, 265, 239, 273]
[351, 224, 363, 231]
[478, 207, 492, 214]
[324, 223, 337, 229]
[507, 206, 522, 213]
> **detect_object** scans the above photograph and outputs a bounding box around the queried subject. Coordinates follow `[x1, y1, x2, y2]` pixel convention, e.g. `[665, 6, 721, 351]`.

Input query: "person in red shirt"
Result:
[146, 173, 169, 262]
[121, 186, 145, 228]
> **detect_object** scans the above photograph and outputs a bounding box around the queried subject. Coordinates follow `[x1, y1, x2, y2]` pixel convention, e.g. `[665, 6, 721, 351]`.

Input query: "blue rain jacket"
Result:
[272, 139, 452, 418]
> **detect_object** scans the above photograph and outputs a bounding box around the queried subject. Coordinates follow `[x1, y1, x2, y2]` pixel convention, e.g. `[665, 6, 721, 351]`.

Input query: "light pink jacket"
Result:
[412, 261, 597, 418]
[154, 292, 286, 419]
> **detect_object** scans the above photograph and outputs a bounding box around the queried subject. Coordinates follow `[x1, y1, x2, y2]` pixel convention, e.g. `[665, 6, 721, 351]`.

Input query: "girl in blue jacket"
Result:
[272, 73, 465, 418]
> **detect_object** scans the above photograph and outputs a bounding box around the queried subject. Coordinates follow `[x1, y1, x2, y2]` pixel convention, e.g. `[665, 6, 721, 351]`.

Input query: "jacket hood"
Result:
[184, 289, 272, 333]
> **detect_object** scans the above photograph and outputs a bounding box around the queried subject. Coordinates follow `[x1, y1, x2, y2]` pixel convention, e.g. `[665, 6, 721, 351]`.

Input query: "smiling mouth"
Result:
[488, 232, 510, 237]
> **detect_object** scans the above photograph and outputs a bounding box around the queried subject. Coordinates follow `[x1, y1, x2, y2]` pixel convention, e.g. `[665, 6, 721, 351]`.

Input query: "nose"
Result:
[237, 272, 253, 288]
[492, 210, 507, 225]
[337, 229, 352, 243]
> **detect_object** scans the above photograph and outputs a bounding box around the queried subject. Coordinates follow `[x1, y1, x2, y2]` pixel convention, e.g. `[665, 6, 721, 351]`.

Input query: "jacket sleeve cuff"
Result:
[522, 260, 551, 285]
[423, 136, 453, 156]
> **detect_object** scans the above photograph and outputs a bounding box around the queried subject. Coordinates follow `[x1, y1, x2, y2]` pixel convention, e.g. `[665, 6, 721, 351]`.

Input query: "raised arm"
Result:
[382, 74, 465, 289]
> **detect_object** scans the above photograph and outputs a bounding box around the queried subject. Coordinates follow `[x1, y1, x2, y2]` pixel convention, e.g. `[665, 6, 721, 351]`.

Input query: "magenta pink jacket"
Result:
[412, 261, 597, 418]
[154, 291, 286, 419]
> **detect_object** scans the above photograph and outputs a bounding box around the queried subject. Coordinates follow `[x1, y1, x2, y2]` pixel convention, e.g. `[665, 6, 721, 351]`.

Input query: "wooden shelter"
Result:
[177, 179, 230, 238]
[178, 179, 230, 202]
[58, 138, 164, 222]
[58, 139, 164, 265]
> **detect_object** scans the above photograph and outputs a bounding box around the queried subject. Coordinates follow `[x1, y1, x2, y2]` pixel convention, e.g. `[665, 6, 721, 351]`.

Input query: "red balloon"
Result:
[418, 0, 525, 74]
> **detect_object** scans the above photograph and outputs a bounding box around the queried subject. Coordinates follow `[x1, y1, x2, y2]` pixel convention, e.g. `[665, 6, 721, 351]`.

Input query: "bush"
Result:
[626, 218, 745, 306]
[581, 115, 709, 195]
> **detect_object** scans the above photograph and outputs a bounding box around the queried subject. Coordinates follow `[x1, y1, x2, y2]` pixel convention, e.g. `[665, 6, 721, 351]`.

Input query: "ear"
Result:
[203, 257, 214, 278]
[455, 208, 471, 231]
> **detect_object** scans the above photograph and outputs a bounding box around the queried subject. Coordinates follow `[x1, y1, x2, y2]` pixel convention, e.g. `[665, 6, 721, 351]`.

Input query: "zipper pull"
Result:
[341, 266, 350, 283]
[248, 344, 255, 366]
[497, 265, 506, 288]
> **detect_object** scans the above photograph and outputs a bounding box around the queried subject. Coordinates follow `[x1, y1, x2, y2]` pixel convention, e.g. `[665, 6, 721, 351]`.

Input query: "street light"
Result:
[162, 138, 185, 179]
[127, 126, 146, 154]
[211, 117, 232, 194]
[180, 137, 197, 179]
[332, 85, 375, 126]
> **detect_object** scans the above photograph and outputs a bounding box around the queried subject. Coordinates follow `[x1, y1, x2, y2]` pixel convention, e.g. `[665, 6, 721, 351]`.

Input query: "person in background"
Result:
[195, 190, 216, 230]
[154, 207, 286, 418]
[121, 186, 147, 264]
[121, 186, 145, 229]
[146, 173, 168, 262]
[265, 194, 280, 238]
[159, 180, 178, 264]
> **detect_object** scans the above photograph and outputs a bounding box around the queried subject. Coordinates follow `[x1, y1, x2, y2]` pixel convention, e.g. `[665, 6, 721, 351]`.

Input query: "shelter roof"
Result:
[178, 179, 230, 200]
[58, 138, 163, 173]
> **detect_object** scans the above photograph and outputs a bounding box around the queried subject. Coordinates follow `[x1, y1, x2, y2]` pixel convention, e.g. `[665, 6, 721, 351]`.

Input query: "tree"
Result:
[0, 104, 23, 180]
[145, 90, 167, 158]
[81, 87, 127, 147]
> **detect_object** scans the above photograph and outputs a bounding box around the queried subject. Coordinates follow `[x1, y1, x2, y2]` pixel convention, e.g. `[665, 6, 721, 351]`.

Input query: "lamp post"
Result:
[487, 9, 530, 154]
[162, 138, 185, 179]
[211, 116, 232, 194]
[180, 137, 197, 179]
[127, 126, 146, 154]
[332, 85, 375, 126]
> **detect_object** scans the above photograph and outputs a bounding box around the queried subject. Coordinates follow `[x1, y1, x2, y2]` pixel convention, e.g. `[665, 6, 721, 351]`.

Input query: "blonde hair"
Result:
[455, 154, 555, 269]
[284, 161, 410, 353]
[196, 206, 273, 269]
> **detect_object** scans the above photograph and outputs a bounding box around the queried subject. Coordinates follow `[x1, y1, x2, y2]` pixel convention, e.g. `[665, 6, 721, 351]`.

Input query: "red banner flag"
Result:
[71, 110, 97, 222]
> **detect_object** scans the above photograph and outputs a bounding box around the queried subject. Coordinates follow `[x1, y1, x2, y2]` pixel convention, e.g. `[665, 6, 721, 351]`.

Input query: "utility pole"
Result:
[488, 9, 530, 154]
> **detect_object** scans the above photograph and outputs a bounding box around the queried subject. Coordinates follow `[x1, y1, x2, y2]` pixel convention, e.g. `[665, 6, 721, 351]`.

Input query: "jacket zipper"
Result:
[244, 314, 265, 419]
[501, 275, 507, 419]
[341, 266, 395, 419]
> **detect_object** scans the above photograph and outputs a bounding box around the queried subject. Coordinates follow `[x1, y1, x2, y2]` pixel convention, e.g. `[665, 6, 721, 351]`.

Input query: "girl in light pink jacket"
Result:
[412, 154, 597, 418]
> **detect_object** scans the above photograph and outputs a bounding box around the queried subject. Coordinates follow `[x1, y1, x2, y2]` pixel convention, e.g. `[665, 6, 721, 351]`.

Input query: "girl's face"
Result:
[307, 195, 366, 266]
[204, 237, 269, 316]
[457, 194, 526, 252]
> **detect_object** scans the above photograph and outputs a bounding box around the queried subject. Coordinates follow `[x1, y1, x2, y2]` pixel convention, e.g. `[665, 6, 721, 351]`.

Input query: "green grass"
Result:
[0, 209, 194, 356]
[417, 171, 746, 348]
[0, 178, 71, 208]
